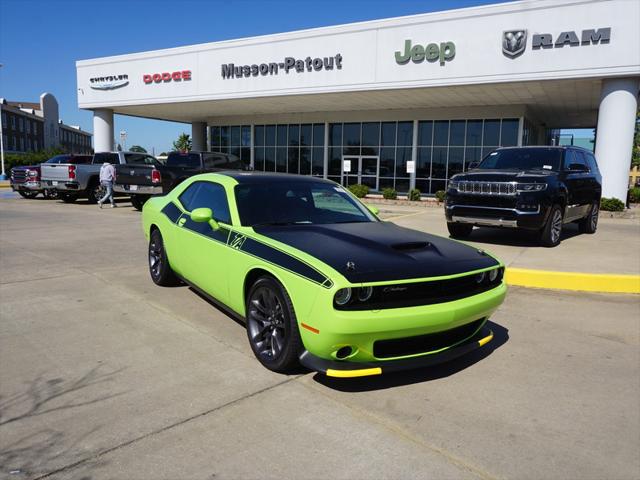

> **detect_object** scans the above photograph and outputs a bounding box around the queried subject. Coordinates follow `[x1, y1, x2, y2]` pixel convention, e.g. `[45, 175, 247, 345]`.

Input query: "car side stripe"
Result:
[162, 203, 332, 288]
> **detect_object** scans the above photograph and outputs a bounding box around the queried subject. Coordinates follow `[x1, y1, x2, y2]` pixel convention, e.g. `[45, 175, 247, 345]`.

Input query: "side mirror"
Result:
[366, 204, 380, 216]
[467, 162, 479, 170]
[568, 163, 588, 172]
[190, 207, 220, 231]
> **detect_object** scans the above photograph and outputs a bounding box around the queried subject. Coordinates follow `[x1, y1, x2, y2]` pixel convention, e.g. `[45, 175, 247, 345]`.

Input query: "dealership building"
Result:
[76, 0, 639, 200]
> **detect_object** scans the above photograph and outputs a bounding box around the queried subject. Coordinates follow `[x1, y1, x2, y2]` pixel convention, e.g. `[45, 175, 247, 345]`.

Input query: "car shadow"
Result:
[312, 320, 509, 392]
[461, 223, 581, 248]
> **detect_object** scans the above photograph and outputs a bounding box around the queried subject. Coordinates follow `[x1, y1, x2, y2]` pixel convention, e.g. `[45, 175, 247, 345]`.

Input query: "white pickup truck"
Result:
[41, 151, 159, 203]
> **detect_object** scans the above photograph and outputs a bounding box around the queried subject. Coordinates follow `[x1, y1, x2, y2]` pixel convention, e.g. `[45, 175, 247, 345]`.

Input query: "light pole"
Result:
[0, 63, 6, 180]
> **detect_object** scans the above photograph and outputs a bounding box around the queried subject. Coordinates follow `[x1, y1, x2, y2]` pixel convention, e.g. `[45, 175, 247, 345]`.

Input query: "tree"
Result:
[632, 109, 640, 168]
[172, 133, 192, 152]
[130, 145, 147, 153]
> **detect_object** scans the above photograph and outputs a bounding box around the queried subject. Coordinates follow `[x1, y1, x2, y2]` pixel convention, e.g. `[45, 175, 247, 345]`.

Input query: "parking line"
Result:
[384, 210, 426, 221]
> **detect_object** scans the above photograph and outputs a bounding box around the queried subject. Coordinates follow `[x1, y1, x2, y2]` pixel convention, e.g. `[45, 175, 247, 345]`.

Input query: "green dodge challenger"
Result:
[142, 172, 506, 378]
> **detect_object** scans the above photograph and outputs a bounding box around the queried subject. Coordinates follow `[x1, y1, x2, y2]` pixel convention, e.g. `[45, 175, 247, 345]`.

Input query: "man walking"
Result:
[98, 162, 116, 208]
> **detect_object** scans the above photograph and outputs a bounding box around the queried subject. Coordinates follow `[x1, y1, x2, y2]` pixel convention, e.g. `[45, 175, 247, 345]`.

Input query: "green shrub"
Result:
[629, 187, 640, 204]
[382, 188, 397, 200]
[5, 148, 68, 172]
[348, 184, 369, 198]
[600, 197, 625, 212]
[435, 190, 446, 202]
[408, 188, 421, 201]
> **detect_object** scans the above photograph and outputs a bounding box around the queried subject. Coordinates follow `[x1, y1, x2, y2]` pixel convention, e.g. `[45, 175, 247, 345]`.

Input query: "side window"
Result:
[93, 153, 119, 164]
[124, 153, 158, 165]
[179, 181, 232, 224]
[564, 150, 587, 171]
[585, 153, 600, 174]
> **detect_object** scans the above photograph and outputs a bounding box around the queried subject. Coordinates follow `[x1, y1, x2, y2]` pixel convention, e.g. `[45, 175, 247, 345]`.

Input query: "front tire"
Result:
[246, 276, 302, 373]
[447, 222, 473, 238]
[18, 190, 39, 199]
[148, 229, 180, 286]
[578, 201, 599, 234]
[539, 205, 563, 247]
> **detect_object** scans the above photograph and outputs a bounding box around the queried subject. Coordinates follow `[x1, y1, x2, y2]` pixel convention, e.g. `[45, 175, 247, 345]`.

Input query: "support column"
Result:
[323, 122, 329, 179]
[192, 121, 207, 151]
[410, 120, 418, 191]
[93, 109, 114, 152]
[594, 78, 640, 201]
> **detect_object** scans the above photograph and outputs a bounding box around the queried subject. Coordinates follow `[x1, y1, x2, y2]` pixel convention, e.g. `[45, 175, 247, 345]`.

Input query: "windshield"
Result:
[477, 148, 563, 171]
[235, 181, 376, 227]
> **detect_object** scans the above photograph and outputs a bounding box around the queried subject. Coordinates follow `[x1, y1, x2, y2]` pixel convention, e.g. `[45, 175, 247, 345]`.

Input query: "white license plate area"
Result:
[129, 185, 138, 191]
[52, 181, 58, 186]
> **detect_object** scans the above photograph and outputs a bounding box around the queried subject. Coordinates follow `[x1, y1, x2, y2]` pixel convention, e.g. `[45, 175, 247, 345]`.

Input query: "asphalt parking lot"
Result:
[1, 194, 639, 479]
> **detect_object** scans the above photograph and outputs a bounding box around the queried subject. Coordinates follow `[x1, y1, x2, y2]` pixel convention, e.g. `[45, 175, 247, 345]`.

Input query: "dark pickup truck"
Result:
[114, 151, 249, 210]
[445, 146, 602, 247]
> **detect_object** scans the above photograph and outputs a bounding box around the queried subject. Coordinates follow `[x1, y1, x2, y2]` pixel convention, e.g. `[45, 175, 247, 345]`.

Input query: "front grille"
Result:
[450, 195, 517, 208]
[455, 181, 516, 196]
[334, 268, 503, 311]
[11, 170, 27, 182]
[373, 318, 486, 359]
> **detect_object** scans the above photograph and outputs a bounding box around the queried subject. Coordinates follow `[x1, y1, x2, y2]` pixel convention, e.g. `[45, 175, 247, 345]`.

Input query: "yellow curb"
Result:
[505, 268, 640, 294]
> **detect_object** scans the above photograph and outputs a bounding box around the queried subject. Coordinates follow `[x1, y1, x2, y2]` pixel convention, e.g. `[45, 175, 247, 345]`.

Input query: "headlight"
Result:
[517, 183, 547, 192]
[27, 170, 38, 177]
[475, 272, 486, 283]
[448, 181, 458, 191]
[357, 286, 373, 302]
[334, 288, 352, 306]
[489, 269, 498, 282]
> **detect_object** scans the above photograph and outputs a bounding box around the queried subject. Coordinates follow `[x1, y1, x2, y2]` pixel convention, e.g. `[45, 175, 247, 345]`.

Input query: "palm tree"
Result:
[172, 133, 192, 152]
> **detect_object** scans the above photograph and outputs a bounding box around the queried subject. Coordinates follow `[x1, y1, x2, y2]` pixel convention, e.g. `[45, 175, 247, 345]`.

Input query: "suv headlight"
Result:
[448, 181, 459, 191]
[517, 183, 547, 192]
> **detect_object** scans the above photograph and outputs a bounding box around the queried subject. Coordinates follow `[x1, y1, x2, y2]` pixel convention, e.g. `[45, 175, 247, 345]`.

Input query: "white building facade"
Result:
[76, 0, 640, 200]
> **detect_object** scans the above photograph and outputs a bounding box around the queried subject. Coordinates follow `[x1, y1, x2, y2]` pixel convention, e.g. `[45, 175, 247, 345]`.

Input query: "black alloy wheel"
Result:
[539, 205, 563, 247]
[43, 189, 58, 200]
[578, 201, 599, 234]
[148, 229, 180, 286]
[87, 181, 106, 204]
[18, 190, 39, 199]
[246, 276, 302, 373]
[447, 222, 473, 239]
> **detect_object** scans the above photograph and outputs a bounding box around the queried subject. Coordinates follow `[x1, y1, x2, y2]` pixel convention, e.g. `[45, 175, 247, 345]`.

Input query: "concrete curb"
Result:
[505, 268, 640, 294]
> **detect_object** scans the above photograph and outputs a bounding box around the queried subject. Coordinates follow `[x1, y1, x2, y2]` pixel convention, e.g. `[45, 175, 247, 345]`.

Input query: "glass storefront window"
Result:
[397, 122, 413, 146]
[362, 122, 379, 146]
[343, 123, 361, 147]
[381, 122, 396, 146]
[449, 121, 465, 146]
[329, 124, 342, 147]
[418, 121, 433, 146]
[433, 121, 449, 146]
[500, 119, 519, 146]
[483, 119, 500, 146]
[254, 126, 264, 147]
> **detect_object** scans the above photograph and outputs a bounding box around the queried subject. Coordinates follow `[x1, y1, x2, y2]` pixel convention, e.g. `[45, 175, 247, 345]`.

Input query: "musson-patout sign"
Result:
[221, 54, 343, 79]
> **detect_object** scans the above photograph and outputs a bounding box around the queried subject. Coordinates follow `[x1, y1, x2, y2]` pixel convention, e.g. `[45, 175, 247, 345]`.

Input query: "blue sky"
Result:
[0, 0, 590, 154]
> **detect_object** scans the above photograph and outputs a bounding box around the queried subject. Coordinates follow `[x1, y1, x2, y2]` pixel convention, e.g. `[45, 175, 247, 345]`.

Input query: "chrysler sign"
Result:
[89, 74, 129, 90]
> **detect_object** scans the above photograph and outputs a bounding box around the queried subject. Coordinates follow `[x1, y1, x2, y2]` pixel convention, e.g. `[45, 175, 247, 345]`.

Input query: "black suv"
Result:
[445, 146, 601, 247]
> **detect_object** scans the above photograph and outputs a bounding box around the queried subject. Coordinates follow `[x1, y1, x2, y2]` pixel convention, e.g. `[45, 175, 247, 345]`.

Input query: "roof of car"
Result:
[497, 145, 593, 152]
[218, 171, 336, 185]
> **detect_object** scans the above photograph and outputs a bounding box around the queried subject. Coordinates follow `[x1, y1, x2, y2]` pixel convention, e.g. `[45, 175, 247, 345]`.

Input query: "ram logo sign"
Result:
[502, 30, 527, 58]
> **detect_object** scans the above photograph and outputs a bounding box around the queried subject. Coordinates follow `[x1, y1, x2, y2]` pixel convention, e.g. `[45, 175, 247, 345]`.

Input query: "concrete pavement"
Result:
[0, 195, 639, 479]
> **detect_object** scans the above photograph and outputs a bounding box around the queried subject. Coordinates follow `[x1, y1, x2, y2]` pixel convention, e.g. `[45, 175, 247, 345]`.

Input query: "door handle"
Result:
[178, 217, 187, 227]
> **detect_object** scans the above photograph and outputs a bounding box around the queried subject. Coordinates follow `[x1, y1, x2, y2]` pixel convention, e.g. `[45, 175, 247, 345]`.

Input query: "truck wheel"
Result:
[246, 276, 302, 373]
[60, 193, 78, 203]
[18, 191, 39, 199]
[87, 181, 105, 204]
[131, 195, 148, 211]
[447, 222, 473, 239]
[149, 229, 180, 286]
[43, 189, 58, 200]
[578, 201, 599, 234]
[539, 205, 563, 247]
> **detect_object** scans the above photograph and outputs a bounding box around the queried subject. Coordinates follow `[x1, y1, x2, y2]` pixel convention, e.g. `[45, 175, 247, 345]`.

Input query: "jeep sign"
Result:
[395, 39, 456, 66]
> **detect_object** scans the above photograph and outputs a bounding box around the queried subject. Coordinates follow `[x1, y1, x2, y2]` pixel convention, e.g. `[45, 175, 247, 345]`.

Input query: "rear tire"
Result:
[539, 205, 563, 247]
[578, 201, 599, 234]
[87, 180, 105, 204]
[246, 276, 302, 373]
[60, 193, 78, 203]
[18, 190, 39, 199]
[43, 189, 58, 200]
[148, 229, 180, 286]
[131, 195, 147, 211]
[447, 222, 473, 238]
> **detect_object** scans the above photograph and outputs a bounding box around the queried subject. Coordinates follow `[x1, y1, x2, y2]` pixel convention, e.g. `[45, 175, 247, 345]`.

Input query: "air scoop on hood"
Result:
[254, 221, 499, 283]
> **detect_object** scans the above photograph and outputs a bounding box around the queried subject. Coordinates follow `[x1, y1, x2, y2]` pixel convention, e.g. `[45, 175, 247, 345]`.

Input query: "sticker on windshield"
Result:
[489, 152, 498, 156]
[543, 165, 552, 170]
[334, 186, 345, 192]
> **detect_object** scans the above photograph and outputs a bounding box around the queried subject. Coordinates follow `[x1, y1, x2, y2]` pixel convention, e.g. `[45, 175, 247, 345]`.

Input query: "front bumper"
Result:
[114, 184, 162, 195]
[300, 325, 494, 377]
[11, 181, 41, 192]
[445, 203, 548, 230]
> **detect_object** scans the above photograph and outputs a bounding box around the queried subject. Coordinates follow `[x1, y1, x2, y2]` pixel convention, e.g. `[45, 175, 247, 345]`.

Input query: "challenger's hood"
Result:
[254, 222, 498, 283]
[452, 169, 556, 182]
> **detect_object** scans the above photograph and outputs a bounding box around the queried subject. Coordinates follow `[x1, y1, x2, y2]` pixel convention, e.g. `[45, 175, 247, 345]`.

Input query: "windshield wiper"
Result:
[251, 221, 310, 227]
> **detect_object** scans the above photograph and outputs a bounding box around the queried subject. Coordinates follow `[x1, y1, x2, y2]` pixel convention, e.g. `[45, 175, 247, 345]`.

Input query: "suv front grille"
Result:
[373, 318, 486, 359]
[455, 181, 517, 196]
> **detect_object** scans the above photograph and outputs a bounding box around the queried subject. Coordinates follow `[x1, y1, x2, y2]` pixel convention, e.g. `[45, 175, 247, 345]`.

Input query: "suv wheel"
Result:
[148, 229, 180, 286]
[447, 222, 473, 239]
[540, 205, 563, 247]
[578, 201, 599, 234]
[246, 276, 302, 373]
